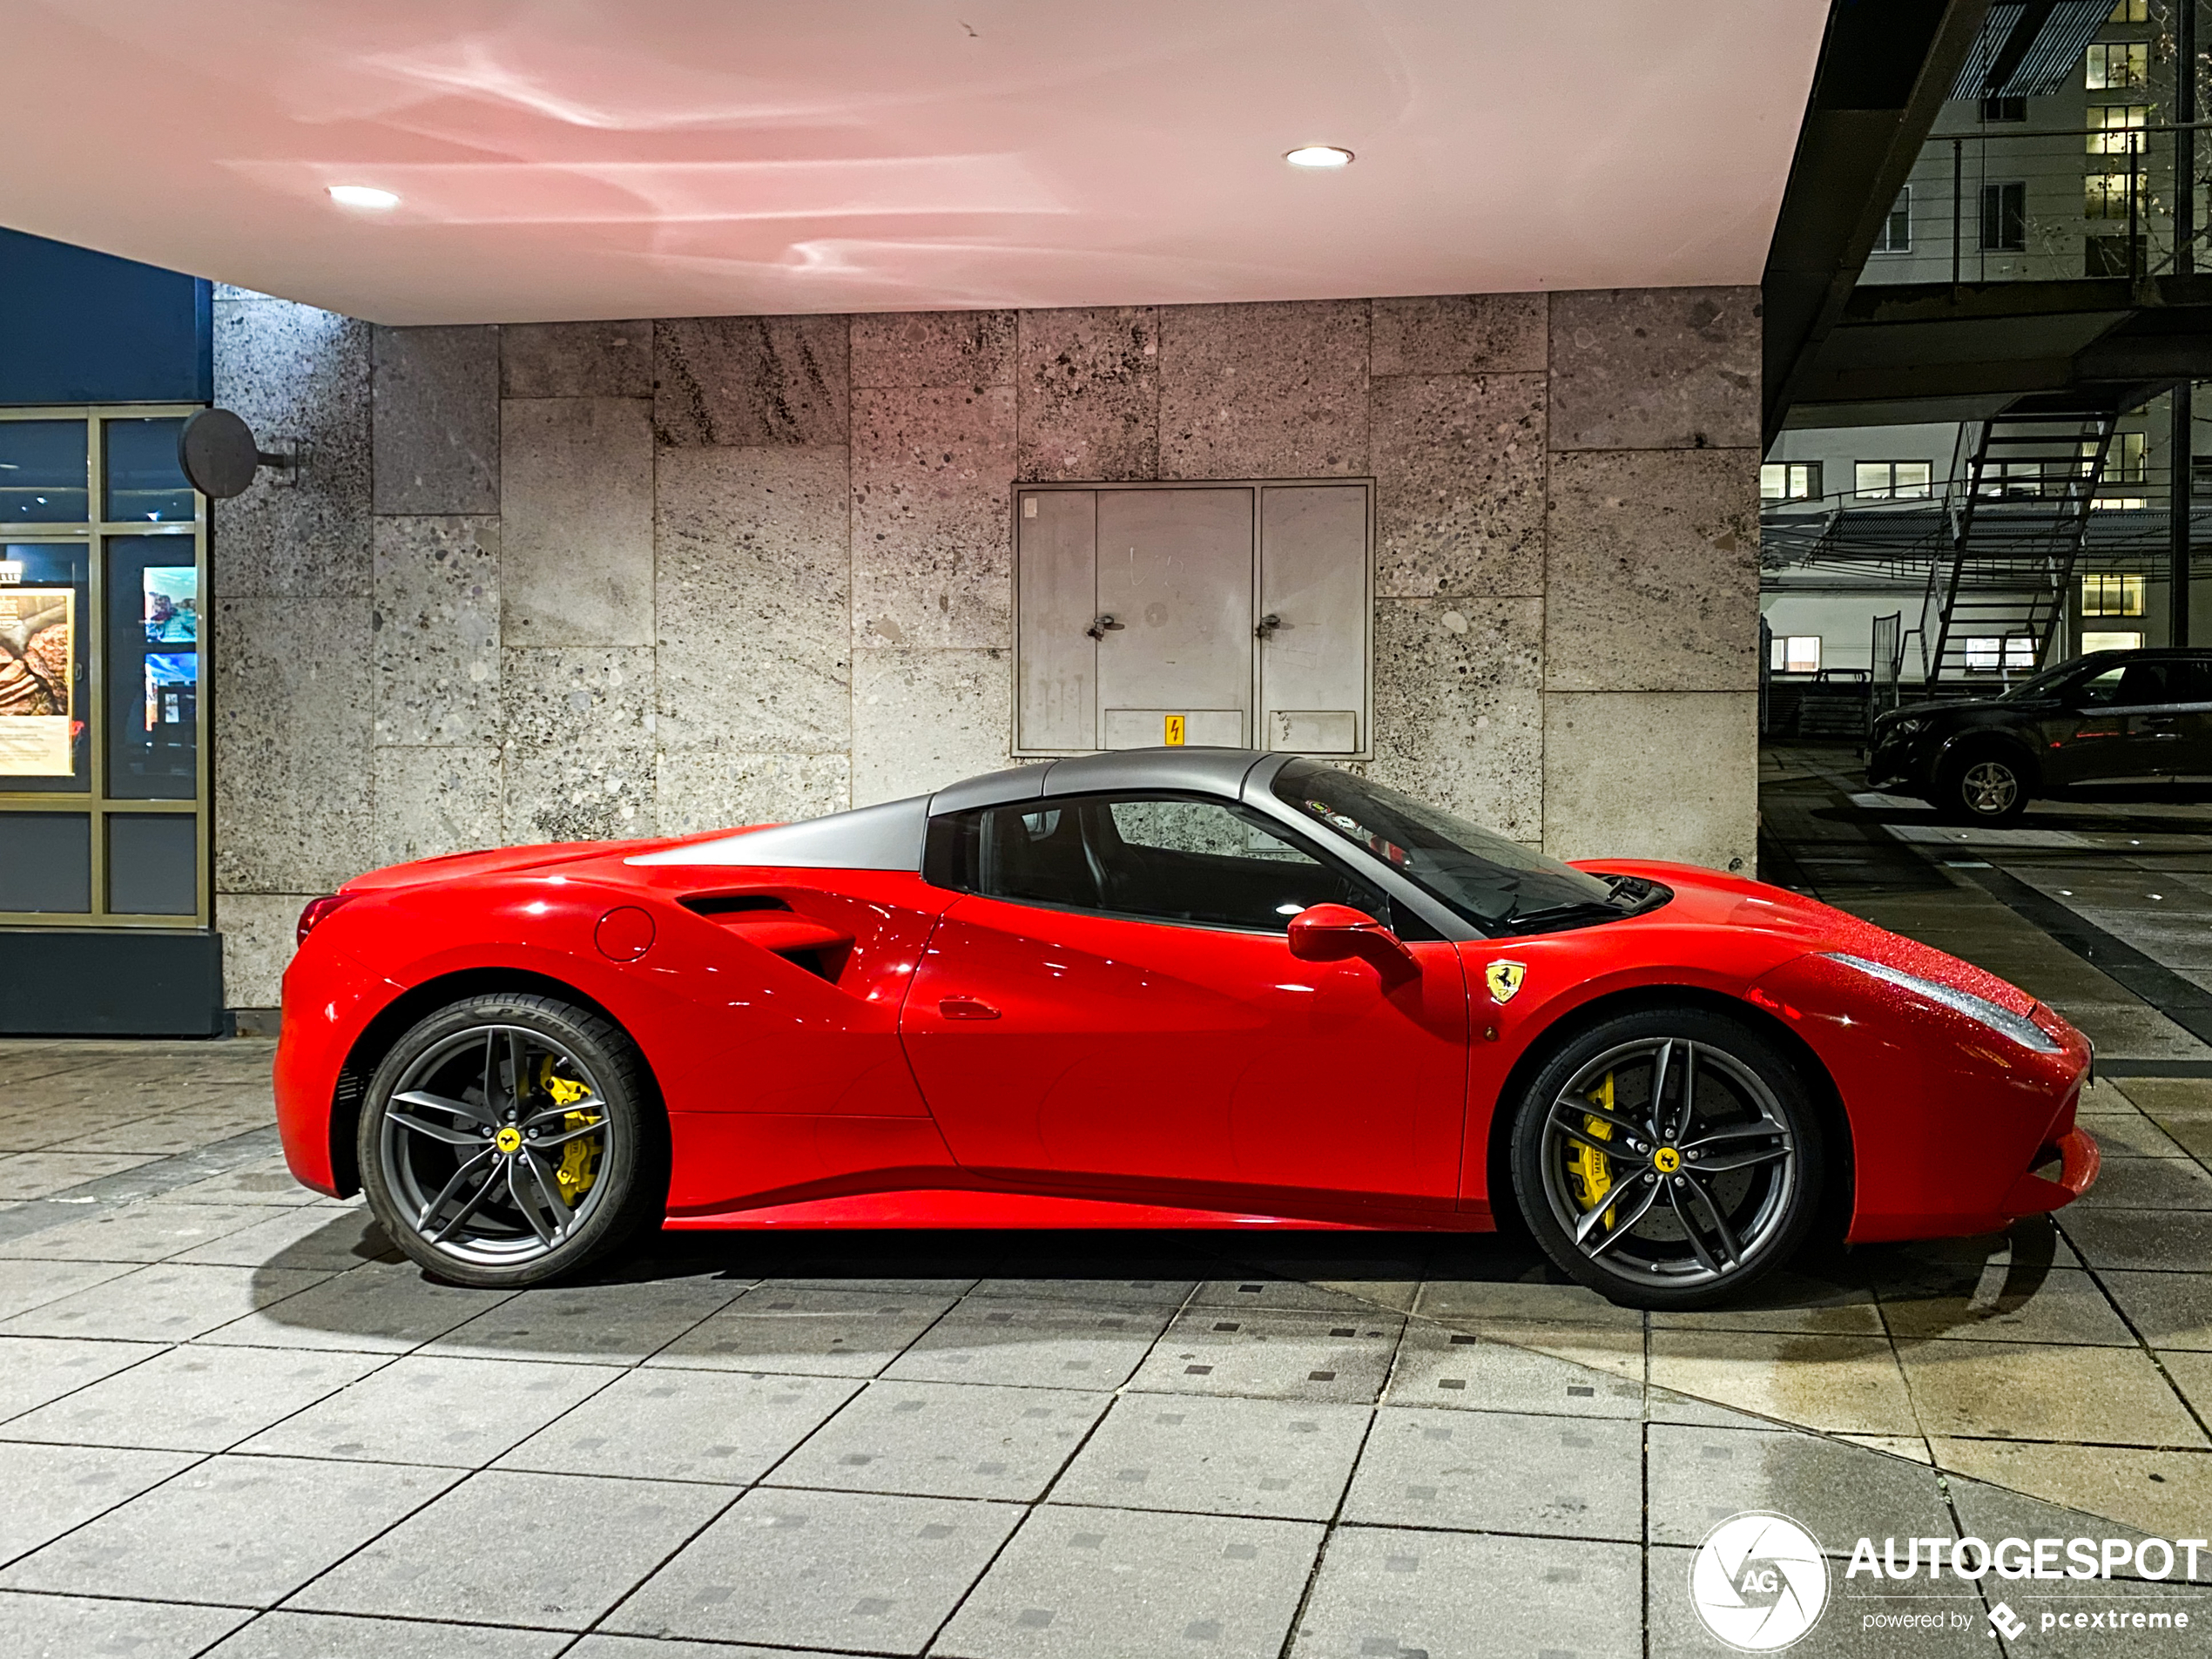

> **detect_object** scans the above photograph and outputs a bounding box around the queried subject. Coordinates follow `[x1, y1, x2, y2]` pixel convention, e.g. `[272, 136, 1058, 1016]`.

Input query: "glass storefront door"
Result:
[0, 408, 206, 927]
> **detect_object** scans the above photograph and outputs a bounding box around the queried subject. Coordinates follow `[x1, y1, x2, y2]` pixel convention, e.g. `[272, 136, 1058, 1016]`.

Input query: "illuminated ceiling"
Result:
[0, 0, 1830, 323]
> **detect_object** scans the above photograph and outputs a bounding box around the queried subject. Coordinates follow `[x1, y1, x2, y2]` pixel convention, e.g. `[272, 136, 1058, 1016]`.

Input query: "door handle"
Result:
[1085, 614, 1123, 641]
[939, 996, 1001, 1021]
[1255, 612, 1283, 639]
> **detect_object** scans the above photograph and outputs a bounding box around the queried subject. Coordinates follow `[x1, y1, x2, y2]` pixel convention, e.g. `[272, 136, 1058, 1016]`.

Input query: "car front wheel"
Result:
[359, 993, 664, 1288]
[1936, 749, 2029, 826]
[1509, 1008, 1824, 1309]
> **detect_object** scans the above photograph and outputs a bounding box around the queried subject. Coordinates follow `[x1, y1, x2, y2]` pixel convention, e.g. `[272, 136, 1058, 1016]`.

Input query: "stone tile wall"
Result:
[210, 287, 1758, 1006]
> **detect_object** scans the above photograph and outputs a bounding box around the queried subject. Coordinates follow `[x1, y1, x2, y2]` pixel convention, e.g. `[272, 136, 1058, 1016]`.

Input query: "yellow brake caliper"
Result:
[536, 1062, 603, 1203]
[1564, 1070, 1616, 1229]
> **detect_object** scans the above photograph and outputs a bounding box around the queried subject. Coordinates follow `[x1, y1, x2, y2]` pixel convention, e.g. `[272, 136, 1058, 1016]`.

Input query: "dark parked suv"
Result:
[1867, 648, 2212, 824]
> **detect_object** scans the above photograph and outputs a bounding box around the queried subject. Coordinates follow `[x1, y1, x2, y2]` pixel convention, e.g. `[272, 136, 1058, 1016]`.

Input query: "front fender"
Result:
[1455, 928, 1807, 1211]
[1746, 952, 2088, 1240]
[1933, 724, 2043, 788]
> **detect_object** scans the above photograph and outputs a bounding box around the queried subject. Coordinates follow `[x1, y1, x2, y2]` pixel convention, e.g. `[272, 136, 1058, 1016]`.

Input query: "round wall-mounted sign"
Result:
[177, 408, 262, 499]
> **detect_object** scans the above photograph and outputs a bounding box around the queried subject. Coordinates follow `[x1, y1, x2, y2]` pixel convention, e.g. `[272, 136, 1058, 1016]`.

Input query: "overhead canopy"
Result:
[0, 0, 1825, 323]
[1949, 0, 2114, 99]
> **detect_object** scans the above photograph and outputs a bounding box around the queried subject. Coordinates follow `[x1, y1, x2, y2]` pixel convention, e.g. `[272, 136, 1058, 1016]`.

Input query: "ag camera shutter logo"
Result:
[1690, 1512, 1831, 1650]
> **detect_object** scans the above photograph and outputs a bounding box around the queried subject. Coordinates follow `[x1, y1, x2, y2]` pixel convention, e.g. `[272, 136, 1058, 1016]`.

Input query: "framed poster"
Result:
[144, 565, 196, 644]
[0, 586, 75, 776]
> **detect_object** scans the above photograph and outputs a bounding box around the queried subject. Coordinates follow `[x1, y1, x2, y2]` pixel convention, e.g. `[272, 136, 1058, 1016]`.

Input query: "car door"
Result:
[899, 792, 1469, 1211]
[2167, 657, 2212, 783]
[2040, 659, 2175, 786]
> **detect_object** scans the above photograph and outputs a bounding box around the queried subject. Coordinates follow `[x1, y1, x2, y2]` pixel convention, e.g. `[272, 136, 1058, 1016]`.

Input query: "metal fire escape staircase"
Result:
[1923, 409, 2119, 690]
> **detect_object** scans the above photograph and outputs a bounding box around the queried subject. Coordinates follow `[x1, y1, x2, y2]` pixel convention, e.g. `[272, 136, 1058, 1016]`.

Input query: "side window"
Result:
[2114, 662, 2171, 706]
[1107, 799, 1305, 863]
[2177, 661, 2212, 703]
[2075, 665, 2129, 706]
[947, 795, 1397, 933]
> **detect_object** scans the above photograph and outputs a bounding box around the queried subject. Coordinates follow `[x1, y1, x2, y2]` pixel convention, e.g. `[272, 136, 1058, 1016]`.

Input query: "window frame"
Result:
[2085, 170, 2141, 220]
[1872, 188, 1912, 253]
[2080, 629, 2147, 655]
[1759, 462, 1823, 502]
[2087, 104, 2151, 154]
[1979, 180, 2028, 251]
[0, 405, 209, 930]
[2081, 571, 2147, 617]
[1777, 635, 1822, 675]
[2087, 41, 2148, 90]
[1854, 461, 1934, 501]
[923, 787, 1419, 939]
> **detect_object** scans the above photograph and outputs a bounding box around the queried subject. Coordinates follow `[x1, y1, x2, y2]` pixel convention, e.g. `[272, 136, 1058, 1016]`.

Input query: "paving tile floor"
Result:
[11, 761, 2212, 1653]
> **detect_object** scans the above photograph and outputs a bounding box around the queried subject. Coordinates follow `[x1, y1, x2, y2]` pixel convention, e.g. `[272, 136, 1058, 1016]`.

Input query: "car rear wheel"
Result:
[1936, 749, 2029, 826]
[1509, 1008, 1824, 1309]
[359, 993, 664, 1288]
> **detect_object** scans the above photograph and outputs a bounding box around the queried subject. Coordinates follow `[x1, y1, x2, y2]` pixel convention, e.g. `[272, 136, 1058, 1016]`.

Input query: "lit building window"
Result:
[1760, 462, 1823, 502]
[2086, 172, 2141, 219]
[1855, 461, 1934, 499]
[1963, 637, 2037, 671]
[2087, 42, 2148, 90]
[2109, 0, 2148, 23]
[2083, 629, 2145, 652]
[2087, 105, 2150, 153]
[2109, 430, 2148, 484]
[1769, 635, 1822, 674]
[2082, 572, 2147, 615]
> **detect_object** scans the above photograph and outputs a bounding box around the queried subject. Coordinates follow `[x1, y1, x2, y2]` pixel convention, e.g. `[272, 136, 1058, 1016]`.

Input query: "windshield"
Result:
[2000, 659, 2103, 701]
[1271, 759, 1619, 928]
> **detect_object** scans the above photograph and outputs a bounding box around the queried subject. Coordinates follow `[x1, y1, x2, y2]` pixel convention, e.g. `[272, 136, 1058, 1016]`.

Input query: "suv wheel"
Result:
[1936, 749, 2029, 826]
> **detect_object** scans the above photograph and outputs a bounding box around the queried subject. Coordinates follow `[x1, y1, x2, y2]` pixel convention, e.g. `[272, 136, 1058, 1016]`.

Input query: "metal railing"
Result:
[1859, 118, 2212, 289]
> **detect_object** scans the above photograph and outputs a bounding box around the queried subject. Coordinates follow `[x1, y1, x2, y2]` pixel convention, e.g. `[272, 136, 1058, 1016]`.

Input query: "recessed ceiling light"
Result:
[1285, 145, 1354, 169]
[327, 185, 400, 210]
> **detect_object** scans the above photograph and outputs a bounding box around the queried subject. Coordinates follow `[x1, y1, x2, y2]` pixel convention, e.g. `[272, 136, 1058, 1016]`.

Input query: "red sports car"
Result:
[273, 748, 2097, 1309]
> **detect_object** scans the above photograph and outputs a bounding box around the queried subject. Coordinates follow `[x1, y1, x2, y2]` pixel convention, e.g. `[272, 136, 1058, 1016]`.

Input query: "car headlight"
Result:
[1822, 952, 2060, 1054]
[1883, 718, 1925, 738]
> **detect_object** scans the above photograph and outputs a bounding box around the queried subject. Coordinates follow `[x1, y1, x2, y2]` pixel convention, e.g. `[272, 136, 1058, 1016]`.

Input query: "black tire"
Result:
[358, 993, 665, 1289]
[1509, 1007, 1825, 1310]
[1934, 747, 2030, 826]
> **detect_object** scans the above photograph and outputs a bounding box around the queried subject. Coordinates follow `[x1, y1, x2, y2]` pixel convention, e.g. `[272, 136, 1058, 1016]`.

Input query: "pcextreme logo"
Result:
[1691, 1512, 1831, 1651]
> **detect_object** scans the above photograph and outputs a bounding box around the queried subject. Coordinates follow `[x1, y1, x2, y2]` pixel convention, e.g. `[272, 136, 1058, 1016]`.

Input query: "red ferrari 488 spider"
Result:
[274, 748, 2097, 1308]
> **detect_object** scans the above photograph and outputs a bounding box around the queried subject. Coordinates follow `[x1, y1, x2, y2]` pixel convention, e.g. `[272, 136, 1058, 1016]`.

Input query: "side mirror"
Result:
[1287, 903, 1416, 977]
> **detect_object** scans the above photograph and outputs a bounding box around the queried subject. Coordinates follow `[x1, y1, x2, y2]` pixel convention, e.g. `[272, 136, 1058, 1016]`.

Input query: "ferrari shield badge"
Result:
[1485, 960, 1527, 1005]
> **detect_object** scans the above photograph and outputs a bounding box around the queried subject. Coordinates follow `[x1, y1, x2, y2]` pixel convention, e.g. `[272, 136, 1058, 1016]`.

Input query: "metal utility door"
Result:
[1015, 490, 1099, 751]
[1258, 485, 1368, 754]
[1095, 489, 1254, 749]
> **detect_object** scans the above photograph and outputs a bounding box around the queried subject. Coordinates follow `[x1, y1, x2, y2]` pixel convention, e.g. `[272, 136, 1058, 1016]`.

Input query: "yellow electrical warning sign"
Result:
[1163, 715, 1185, 746]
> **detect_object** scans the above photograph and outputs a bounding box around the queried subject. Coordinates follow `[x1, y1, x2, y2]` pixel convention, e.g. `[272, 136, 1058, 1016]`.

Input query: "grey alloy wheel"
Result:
[1511, 1009, 1824, 1309]
[1959, 759, 2020, 817]
[1938, 749, 2028, 825]
[360, 995, 662, 1287]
